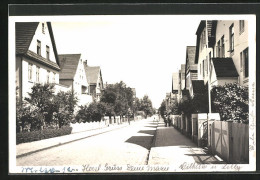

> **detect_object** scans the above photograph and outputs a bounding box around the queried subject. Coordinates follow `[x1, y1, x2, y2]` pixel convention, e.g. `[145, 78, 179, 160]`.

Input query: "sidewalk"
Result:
[148, 120, 225, 165]
[16, 120, 138, 158]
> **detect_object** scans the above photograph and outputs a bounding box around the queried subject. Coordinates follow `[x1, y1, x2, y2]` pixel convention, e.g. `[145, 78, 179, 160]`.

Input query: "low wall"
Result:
[70, 120, 108, 133]
[191, 114, 198, 143]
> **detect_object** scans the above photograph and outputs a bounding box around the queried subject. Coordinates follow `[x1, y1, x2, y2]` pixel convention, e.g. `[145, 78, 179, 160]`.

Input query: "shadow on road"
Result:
[138, 130, 156, 136]
[184, 153, 225, 164]
[155, 127, 196, 147]
[125, 136, 154, 150]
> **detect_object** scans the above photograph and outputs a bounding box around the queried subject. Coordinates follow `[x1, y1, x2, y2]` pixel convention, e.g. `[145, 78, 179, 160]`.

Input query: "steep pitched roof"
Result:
[186, 46, 196, 65]
[16, 22, 38, 54]
[212, 58, 239, 77]
[191, 80, 205, 94]
[84, 64, 101, 85]
[16, 22, 60, 67]
[58, 54, 81, 79]
[195, 20, 217, 64]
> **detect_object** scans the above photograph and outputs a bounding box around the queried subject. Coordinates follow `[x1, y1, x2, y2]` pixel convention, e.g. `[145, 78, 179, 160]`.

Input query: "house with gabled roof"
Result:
[58, 54, 92, 106]
[16, 22, 64, 101]
[195, 20, 242, 88]
[213, 20, 248, 86]
[84, 62, 104, 101]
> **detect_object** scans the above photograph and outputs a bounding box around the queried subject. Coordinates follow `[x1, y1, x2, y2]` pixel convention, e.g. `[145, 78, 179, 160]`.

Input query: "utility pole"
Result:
[205, 20, 212, 113]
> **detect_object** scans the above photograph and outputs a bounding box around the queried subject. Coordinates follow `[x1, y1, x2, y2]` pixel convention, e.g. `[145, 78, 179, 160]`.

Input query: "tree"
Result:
[211, 83, 248, 123]
[139, 95, 154, 118]
[53, 91, 78, 128]
[75, 101, 108, 122]
[100, 81, 134, 118]
[158, 100, 167, 119]
[24, 83, 55, 128]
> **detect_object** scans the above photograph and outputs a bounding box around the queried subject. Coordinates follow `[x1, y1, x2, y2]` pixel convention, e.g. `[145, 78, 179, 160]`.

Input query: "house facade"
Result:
[213, 20, 248, 86]
[84, 62, 104, 101]
[16, 22, 61, 101]
[194, 20, 245, 89]
[58, 54, 92, 106]
[184, 46, 198, 96]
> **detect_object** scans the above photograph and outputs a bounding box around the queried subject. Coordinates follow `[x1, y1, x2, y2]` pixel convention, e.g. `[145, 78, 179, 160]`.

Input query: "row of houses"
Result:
[165, 20, 248, 112]
[165, 20, 249, 164]
[15, 22, 104, 106]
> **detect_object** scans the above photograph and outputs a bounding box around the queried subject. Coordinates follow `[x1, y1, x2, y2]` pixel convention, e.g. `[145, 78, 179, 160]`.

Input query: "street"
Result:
[17, 118, 157, 166]
[17, 117, 224, 166]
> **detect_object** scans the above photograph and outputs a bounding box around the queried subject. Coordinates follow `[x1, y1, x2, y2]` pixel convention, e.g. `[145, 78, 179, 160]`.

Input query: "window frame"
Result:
[243, 48, 249, 78]
[221, 36, 225, 58]
[239, 20, 245, 34]
[46, 45, 50, 60]
[36, 66, 40, 82]
[47, 70, 50, 83]
[229, 24, 234, 53]
[37, 40, 41, 55]
[28, 63, 33, 81]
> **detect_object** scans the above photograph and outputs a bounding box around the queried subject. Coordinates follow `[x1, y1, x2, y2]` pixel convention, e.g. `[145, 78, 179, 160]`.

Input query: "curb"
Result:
[146, 120, 160, 164]
[16, 122, 131, 159]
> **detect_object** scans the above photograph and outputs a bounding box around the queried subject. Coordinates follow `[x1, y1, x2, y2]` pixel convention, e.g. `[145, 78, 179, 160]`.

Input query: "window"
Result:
[243, 48, 249, 78]
[239, 20, 245, 34]
[42, 23, 45, 34]
[47, 70, 50, 83]
[36, 66, 40, 82]
[209, 52, 212, 73]
[53, 72, 56, 83]
[229, 24, 234, 53]
[221, 36, 225, 57]
[202, 60, 205, 78]
[205, 57, 208, 76]
[200, 64, 201, 75]
[37, 40, 41, 55]
[46, 45, 50, 60]
[240, 48, 249, 78]
[28, 63, 33, 81]
[240, 52, 243, 70]
[217, 40, 221, 57]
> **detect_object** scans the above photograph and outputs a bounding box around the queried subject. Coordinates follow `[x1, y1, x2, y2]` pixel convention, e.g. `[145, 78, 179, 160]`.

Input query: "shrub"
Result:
[16, 125, 72, 144]
[53, 91, 78, 128]
[25, 83, 56, 126]
[211, 83, 249, 123]
[16, 101, 45, 132]
[75, 102, 108, 123]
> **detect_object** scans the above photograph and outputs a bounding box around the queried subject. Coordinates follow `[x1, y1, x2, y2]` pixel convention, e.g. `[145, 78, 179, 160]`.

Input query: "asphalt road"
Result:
[17, 118, 158, 166]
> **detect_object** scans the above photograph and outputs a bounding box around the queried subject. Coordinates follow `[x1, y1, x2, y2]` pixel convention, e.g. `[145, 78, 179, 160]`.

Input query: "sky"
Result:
[51, 15, 201, 108]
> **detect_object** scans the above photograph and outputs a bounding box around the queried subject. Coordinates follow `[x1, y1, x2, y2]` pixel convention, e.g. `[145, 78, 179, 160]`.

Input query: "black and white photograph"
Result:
[8, 8, 256, 173]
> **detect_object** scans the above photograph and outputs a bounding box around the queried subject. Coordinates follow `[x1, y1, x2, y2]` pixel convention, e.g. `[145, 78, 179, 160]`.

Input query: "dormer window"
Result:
[46, 45, 50, 60]
[42, 23, 45, 34]
[37, 40, 41, 55]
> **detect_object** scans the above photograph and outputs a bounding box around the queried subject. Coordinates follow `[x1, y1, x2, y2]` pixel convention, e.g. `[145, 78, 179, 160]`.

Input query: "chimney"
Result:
[84, 60, 88, 66]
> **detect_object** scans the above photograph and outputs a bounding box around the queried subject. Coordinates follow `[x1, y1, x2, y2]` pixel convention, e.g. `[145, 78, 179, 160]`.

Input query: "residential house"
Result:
[172, 72, 179, 93]
[178, 64, 188, 102]
[213, 20, 248, 86]
[195, 20, 217, 86]
[171, 72, 179, 106]
[58, 54, 92, 106]
[184, 46, 198, 94]
[195, 20, 247, 88]
[84, 62, 104, 101]
[16, 22, 63, 101]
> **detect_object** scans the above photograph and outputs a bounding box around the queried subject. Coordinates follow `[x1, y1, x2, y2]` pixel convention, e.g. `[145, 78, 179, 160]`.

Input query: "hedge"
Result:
[16, 126, 72, 144]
